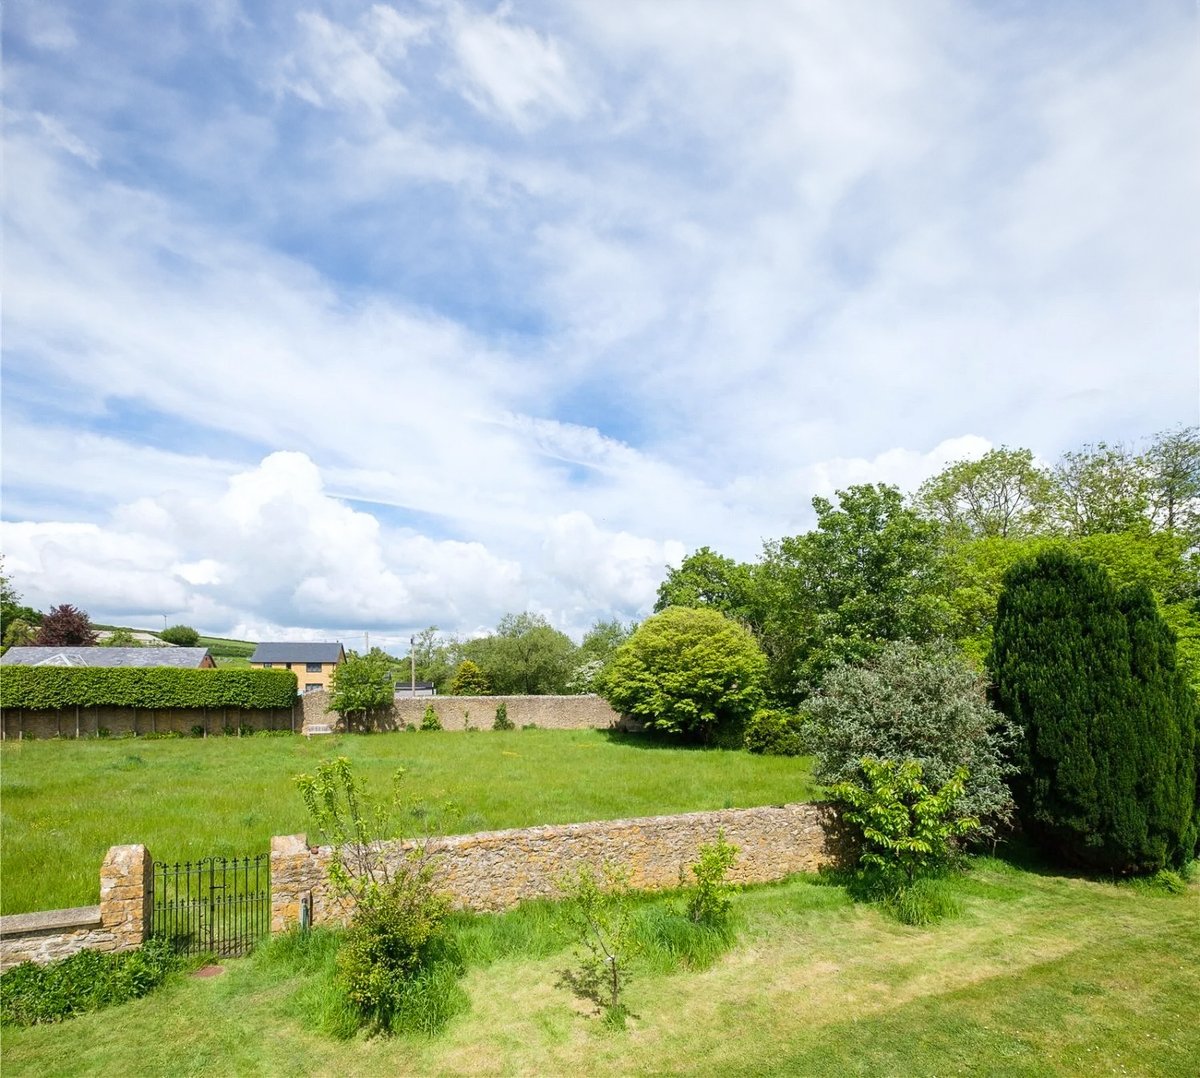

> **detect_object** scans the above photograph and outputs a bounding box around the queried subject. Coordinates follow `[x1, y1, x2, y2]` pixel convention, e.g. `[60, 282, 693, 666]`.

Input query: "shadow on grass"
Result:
[601, 729, 732, 752]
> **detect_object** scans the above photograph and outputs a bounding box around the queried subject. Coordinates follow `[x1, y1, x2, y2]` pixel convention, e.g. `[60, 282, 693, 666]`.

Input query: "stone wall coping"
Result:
[0, 905, 102, 935]
[292, 800, 830, 857]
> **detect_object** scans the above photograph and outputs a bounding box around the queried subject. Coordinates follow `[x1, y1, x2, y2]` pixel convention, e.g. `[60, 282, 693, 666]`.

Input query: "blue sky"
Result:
[2, 0, 1197, 647]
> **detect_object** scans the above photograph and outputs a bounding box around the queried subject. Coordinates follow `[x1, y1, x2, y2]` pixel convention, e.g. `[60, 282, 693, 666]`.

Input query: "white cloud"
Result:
[449, 4, 586, 129]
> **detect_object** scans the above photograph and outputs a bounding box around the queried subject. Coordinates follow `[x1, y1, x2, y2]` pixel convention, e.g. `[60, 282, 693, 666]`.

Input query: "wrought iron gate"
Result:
[150, 854, 270, 957]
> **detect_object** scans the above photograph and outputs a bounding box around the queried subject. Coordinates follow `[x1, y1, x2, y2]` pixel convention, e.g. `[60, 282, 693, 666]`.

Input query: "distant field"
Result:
[195, 636, 256, 658]
[0, 730, 816, 914]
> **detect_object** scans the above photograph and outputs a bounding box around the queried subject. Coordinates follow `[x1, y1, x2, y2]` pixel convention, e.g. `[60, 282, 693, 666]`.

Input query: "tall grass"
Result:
[0, 730, 816, 914]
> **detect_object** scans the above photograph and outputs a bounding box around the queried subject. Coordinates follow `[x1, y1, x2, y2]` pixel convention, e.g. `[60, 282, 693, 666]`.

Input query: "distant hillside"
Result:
[93, 626, 258, 659]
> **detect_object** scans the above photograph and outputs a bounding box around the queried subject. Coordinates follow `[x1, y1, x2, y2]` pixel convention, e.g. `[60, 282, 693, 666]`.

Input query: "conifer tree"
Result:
[989, 550, 1198, 872]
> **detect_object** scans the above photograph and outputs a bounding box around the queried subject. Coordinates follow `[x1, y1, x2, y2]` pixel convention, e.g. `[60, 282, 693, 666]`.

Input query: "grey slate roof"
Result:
[0, 647, 214, 668]
[249, 642, 345, 664]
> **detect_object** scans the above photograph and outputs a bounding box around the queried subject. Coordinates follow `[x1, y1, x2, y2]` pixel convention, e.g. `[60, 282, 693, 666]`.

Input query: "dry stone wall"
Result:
[300, 691, 622, 734]
[272, 801, 843, 929]
[0, 844, 152, 971]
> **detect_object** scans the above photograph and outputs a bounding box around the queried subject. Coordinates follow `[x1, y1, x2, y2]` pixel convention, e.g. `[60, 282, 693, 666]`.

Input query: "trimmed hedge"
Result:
[0, 667, 298, 710]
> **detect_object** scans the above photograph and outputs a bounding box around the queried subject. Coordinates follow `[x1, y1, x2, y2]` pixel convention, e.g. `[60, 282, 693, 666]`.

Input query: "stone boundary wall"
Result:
[272, 802, 843, 930]
[1, 704, 300, 740]
[300, 691, 622, 734]
[0, 845, 152, 971]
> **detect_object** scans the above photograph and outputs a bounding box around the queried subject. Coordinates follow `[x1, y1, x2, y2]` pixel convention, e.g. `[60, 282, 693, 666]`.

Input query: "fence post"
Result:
[99, 844, 154, 953]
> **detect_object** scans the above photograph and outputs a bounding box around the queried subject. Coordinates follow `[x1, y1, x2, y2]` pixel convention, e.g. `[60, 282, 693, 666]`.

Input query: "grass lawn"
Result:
[2, 859, 1196, 1076]
[0, 730, 816, 914]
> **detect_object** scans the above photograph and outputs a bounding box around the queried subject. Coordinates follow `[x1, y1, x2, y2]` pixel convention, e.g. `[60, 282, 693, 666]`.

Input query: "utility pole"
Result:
[364, 631, 369, 654]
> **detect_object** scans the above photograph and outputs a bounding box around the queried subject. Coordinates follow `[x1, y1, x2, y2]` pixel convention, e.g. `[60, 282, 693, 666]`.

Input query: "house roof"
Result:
[0, 647, 214, 669]
[249, 642, 345, 664]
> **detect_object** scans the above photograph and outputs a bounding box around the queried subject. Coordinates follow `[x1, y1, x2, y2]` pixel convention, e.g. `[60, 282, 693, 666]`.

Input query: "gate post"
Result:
[99, 844, 154, 953]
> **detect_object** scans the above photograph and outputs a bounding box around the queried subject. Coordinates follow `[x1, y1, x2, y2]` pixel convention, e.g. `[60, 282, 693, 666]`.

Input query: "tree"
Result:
[104, 628, 143, 647]
[33, 605, 98, 647]
[917, 447, 1054, 540]
[806, 641, 1020, 835]
[0, 558, 41, 644]
[1051, 441, 1150, 536]
[1145, 425, 1200, 541]
[159, 625, 200, 647]
[654, 547, 758, 622]
[448, 659, 491, 696]
[989, 550, 1199, 873]
[598, 606, 767, 744]
[758, 484, 952, 699]
[404, 627, 461, 694]
[327, 649, 395, 731]
[568, 618, 636, 693]
[464, 613, 577, 695]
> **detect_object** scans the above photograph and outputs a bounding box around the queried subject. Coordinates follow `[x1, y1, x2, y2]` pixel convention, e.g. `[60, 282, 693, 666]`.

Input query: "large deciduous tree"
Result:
[989, 550, 1199, 873]
[654, 547, 758, 623]
[1051, 441, 1150, 537]
[917, 447, 1054, 540]
[599, 606, 766, 745]
[1145, 425, 1200, 541]
[759, 484, 952, 699]
[464, 613, 577, 695]
[33, 604, 98, 647]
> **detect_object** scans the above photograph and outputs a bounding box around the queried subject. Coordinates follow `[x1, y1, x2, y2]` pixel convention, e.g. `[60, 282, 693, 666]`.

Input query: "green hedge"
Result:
[0, 667, 298, 710]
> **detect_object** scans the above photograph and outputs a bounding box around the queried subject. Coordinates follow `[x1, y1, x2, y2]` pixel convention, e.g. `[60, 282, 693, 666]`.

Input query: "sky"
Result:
[2, 0, 1197, 649]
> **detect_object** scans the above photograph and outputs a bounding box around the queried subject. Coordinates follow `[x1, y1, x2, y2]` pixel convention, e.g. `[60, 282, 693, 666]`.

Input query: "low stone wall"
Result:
[300, 691, 622, 734]
[1, 704, 299, 740]
[0, 845, 152, 971]
[271, 801, 842, 930]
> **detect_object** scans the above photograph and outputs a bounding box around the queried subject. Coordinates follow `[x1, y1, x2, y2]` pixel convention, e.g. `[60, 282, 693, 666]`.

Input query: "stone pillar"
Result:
[99, 844, 153, 953]
[271, 833, 320, 934]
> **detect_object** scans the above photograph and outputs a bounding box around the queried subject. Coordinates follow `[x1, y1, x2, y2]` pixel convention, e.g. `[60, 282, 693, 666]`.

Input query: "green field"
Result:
[2, 860, 1196, 1076]
[0, 731, 816, 914]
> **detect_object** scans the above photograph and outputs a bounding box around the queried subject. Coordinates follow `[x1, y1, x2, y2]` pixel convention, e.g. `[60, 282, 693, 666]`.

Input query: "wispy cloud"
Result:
[2, 0, 1195, 643]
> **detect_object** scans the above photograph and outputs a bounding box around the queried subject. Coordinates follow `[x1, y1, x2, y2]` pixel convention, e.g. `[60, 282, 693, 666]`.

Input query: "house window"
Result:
[306, 662, 323, 673]
[262, 662, 273, 668]
[305, 683, 322, 693]
[285, 662, 292, 670]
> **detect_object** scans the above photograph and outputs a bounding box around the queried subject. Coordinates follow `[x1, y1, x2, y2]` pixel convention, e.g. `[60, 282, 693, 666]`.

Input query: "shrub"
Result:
[32, 605, 97, 647]
[294, 757, 459, 1035]
[830, 758, 978, 895]
[687, 831, 739, 926]
[0, 938, 179, 1026]
[744, 708, 808, 756]
[159, 625, 200, 647]
[492, 703, 514, 731]
[420, 705, 442, 731]
[190, 724, 205, 738]
[598, 607, 767, 745]
[327, 651, 394, 732]
[448, 660, 490, 696]
[0, 666, 298, 710]
[989, 550, 1200, 873]
[807, 641, 1019, 837]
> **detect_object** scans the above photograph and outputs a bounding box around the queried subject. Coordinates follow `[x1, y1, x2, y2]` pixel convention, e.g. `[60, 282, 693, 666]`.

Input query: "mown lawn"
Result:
[0, 730, 816, 914]
[2, 860, 1196, 1076]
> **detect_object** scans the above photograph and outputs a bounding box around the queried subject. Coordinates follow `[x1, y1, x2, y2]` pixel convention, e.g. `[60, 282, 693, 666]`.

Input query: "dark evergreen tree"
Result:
[989, 550, 1198, 872]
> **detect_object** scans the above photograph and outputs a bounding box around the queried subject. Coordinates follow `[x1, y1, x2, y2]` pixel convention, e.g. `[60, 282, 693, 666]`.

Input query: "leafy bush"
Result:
[294, 757, 458, 1036]
[989, 550, 1200, 873]
[807, 641, 1019, 837]
[1, 939, 179, 1026]
[492, 702, 514, 731]
[159, 625, 200, 647]
[0, 666, 298, 710]
[599, 606, 768, 745]
[830, 758, 978, 900]
[327, 650, 394, 731]
[448, 660, 491, 696]
[687, 831, 739, 926]
[420, 705, 442, 731]
[744, 708, 808, 756]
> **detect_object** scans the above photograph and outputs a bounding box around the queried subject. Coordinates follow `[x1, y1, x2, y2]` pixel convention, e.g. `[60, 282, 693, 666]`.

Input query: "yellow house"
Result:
[248, 642, 345, 694]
